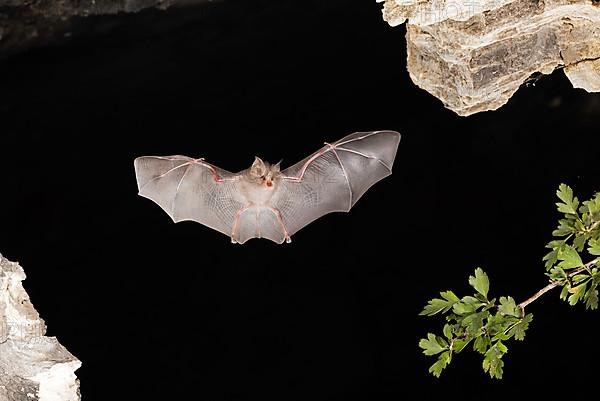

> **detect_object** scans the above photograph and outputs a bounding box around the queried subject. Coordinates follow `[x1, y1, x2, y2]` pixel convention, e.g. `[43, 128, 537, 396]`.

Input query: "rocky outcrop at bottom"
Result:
[0, 255, 81, 401]
[378, 0, 600, 116]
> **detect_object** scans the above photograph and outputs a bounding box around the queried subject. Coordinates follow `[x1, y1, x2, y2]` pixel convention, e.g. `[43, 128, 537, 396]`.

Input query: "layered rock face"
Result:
[0, 0, 208, 56]
[0, 255, 81, 401]
[378, 0, 600, 115]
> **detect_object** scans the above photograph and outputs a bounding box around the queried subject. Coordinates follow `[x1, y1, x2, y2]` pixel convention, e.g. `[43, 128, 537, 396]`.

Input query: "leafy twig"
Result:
[418, 184, 600, 379]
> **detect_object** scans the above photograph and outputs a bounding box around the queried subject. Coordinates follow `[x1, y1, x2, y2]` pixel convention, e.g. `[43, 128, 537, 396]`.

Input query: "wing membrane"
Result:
[134, 156, 244, 237]
[276, 130, 401, 237]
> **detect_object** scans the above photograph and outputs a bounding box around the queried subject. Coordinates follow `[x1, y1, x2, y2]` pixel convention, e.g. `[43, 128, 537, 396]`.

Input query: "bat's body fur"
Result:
[234, 158, 290, 243]
[134, 131, 401, 244]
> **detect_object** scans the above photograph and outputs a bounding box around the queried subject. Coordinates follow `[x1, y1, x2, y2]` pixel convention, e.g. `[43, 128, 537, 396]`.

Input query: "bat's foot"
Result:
[285, 236, 292, 244]
[231, 237, 238, 244]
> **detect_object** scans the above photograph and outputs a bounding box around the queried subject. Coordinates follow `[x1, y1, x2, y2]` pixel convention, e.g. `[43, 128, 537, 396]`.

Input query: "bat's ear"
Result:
[272, 160, 282, 172]
[251, 156, 266, 177]
[253, 156, 265, 168]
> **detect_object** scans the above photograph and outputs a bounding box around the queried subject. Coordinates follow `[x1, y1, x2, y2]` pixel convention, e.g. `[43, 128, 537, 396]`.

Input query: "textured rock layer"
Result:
[0, 255, 80, 401]
[378, 0, 600, 115]
[0, 0, 208, 56]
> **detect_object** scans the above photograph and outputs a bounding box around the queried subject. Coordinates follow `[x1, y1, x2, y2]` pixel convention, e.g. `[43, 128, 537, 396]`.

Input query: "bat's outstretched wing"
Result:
[134, 156, 244, 237]
[273, 130, 401, 238]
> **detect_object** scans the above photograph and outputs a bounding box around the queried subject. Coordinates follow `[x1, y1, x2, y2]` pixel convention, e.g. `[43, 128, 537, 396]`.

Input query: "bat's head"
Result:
[249, 156, 281, 188]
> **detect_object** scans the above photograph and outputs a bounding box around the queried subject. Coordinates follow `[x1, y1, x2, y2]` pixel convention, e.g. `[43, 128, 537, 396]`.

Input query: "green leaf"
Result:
[492, 332, 511, 342]
[419, 333, 448, 356]
[546, 240, 566, 249]
[451, 339, 469, 353]
[585, 193, 600, 220]
[443, 324, 453, 340]
[462, 296, 483, 305]
[585, 193, 600, 215]
[567, 282, 587, 306]
[483, 342, 507, 379]
[508, 314, 533, 341]
[543, 248, 559, 270]
[584, 286, 598, 310]
[557, 203, 578, 215]
[462, 311, 488, 334]
[498, 296, 521, 318]
[420, 291, 459, 316]
[552, 220, 574, 237]
[557, 246, 583, 269]
[439, 291, 460, 303]
[473, 335, 490, 354]
[556, 184, 579, 215]
[573, 235, 587, 252]
[485, 313, 513, 337]
[453, 302, 476, 315]
[469, 268, 490, 298]
[420, 299, 448, 316]
[560, 284, 570, 301]
[572, 274, 590, 285]
[428, 351, 451, 378]
[593, 270, 600, 285]
[452, 296, 485, 316]
[588, 239, 600, 256]
[549, 267, 568, 281]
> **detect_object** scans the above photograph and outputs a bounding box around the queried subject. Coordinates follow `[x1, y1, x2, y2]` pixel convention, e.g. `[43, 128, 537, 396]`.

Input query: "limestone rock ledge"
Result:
[377, 0, 600, 115]
[0, 0, 209, 57]
[0, 254, 81, 401]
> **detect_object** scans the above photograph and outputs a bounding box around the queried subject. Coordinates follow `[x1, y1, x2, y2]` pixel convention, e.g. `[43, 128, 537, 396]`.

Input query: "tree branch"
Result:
[518, 281, 561, 310]
[518, 261, 597, 311]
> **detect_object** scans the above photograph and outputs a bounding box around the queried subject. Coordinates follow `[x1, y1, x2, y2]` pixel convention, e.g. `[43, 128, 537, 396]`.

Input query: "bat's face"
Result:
[248, 157, 281, 189]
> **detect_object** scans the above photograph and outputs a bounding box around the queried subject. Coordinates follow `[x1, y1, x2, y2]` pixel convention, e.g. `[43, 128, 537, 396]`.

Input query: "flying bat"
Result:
[134, 130, 401, 244]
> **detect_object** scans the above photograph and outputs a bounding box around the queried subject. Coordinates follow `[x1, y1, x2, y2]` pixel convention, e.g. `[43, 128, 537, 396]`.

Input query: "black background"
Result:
[1, 1, 599, 400]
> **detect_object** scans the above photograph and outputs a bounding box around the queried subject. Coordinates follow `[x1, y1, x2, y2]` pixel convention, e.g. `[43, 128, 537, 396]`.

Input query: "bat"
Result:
[134, 130, 401, 244]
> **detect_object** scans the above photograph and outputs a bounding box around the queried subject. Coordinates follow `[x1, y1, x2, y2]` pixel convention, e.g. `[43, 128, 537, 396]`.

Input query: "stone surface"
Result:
[0, 254, 80, 401]
[378, 0, 600, 115]
[565, 58, 600, 92]
[0, 0, 210, 57]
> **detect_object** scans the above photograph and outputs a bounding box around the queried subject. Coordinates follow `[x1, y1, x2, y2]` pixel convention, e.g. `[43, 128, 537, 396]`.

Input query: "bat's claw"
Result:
[231, 237, 238, 244]
[285, 236, 292, 244]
